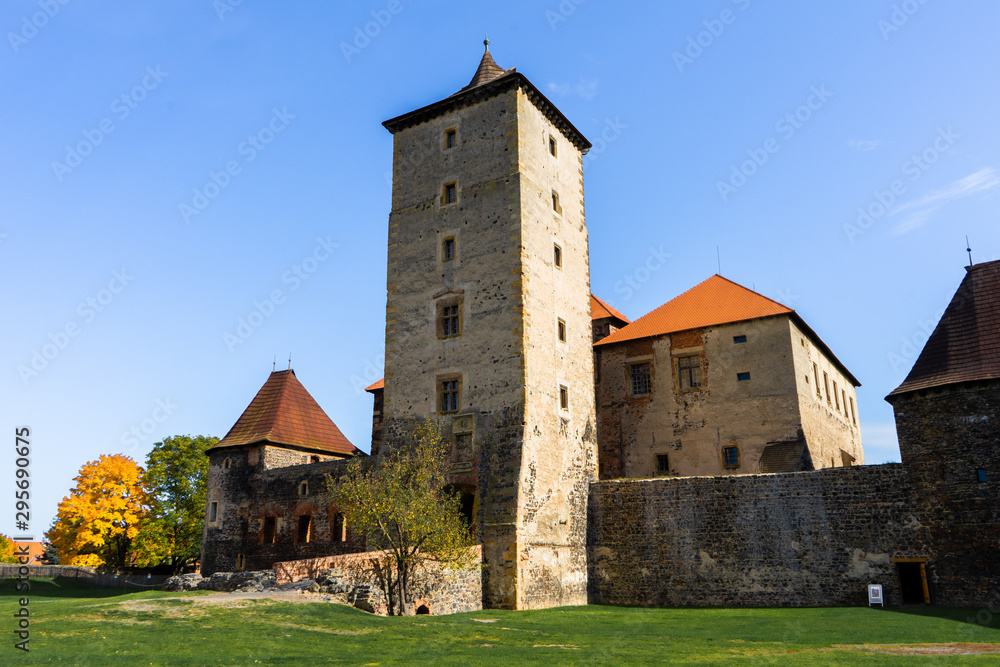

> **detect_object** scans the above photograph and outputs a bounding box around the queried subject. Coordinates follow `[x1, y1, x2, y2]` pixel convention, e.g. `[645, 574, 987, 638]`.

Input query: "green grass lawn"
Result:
[2, 578, 999, 665]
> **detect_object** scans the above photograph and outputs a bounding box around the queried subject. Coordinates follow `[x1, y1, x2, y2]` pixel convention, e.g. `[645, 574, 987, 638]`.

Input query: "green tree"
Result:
[327, 420, 475, 616]
[135, 435, 218, 573]
[46, 454, 148, 568]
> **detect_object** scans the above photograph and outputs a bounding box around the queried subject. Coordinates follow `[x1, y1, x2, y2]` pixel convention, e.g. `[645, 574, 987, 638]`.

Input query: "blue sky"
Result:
[3, 0, 999, 537]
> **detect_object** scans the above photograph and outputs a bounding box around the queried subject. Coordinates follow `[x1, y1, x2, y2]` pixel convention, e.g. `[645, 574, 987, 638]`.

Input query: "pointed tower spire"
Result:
[462, 35, 508, 91]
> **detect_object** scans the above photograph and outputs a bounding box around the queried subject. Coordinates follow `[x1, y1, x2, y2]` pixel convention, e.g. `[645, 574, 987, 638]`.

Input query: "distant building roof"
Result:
[595, 274, 859, 386]
[209, 369, 360, 456]
[365, 379, 384, 393]
[757, 441, 813, 473]
[382, 42, 591, 153]
[888, 259, 1000, 398]
[591, 294, 631, 325]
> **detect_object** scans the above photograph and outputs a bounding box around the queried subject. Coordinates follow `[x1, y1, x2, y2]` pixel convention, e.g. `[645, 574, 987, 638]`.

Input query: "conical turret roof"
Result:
[209, 369, 361, 456]
[888, 259, 1000, 398]
[461, 38, 509, 91]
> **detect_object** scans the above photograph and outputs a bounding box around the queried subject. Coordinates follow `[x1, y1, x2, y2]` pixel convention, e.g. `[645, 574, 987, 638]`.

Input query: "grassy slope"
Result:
[2, 579, 999, 665]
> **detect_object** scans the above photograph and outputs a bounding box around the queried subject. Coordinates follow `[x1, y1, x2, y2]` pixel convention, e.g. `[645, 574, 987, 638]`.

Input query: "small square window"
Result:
[443, 237, 456, 261]
[559, 385, 569, 410]
[656, 454, 670, 474]
[209, 501, 218, 523]
[442, 182, 457, 205]
[549, 135, 557, 157]
[553, 244, 562, 268]
[733, 335, 747, 344]
[263, 516, 276, 544]
[440, 378, 460, 413]
[551, 190, 562, 215]
[737, 372, 751, 382]
[977, 468, 987, 483]
[630, 362, 652, 396]
[557, 318, 566, 342]
[722, 446, 740, 468]
[445, 128, 457, 149]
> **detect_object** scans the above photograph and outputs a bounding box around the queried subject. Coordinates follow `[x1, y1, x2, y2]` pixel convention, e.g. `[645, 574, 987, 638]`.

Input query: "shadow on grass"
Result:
[870, 605, 1000, 630]
[0, 576, 132, 599]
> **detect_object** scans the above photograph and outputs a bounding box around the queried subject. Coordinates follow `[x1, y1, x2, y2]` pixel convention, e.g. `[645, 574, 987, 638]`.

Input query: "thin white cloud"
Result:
[848, 139, 884, 152]
[888, 167, 1000, 236]
[546, 78, 598, 100]
[860, 422, 900, 464]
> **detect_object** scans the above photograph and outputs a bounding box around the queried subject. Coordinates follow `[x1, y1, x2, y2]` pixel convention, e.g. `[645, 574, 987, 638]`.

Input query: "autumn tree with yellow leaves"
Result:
[327, 420, 475, 615]
[46, 454, 148, 568]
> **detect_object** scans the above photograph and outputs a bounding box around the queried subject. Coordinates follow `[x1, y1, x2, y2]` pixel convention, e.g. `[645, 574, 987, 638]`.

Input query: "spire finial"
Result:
[484, 33, 490, 51]
[966, 235, 974, 267]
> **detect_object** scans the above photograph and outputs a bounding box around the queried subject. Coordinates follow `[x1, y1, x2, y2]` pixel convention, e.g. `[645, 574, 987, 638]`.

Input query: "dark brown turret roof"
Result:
[888, 259, 1000, 398]
[461, 42, 508, 91]
[208, 369, 360, 456]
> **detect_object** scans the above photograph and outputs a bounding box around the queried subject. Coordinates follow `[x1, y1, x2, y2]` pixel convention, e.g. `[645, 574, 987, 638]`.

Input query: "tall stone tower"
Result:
[380, 41, 596, 610]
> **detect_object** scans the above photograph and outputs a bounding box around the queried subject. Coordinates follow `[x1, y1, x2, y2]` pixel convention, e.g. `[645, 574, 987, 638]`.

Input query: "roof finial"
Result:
[484, 33, 490, 52]
[273, 355, 276, 372]
[288, 354, 292, 371]
[966, 235, 974, 267]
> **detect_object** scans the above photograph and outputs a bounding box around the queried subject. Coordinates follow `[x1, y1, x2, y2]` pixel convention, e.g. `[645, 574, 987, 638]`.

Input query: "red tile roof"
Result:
[591, 294, 631, 324]
[595, 274, 860, 386]
[209, 370, 360, 456]
[595, 275, 792, 347]
[888, 259, 1000, 397]
[365, 379, 384, 393]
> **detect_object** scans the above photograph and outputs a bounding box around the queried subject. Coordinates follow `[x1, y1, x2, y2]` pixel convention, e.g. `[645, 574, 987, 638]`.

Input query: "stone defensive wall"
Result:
[587, 464, 927, 607]
[273, 546, 483, 616]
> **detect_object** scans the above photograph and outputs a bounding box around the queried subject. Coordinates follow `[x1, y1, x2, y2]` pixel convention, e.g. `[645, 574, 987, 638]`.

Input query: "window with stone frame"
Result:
[551, 190, 562, 215]
[262, 516, 277, 544]
[298, 481, 309, 497]
[442, 181, 457, 205]
[443, 236, 456, 262]
[439, 376, 461, 413]
[722, 446, 740, 468]
[557, 318, 567, 343]
[559, 384, 569, 410]
[813, 363, 822, 398]
[444, 127, 457, 149]
[630, 362, 652, 396]
[437, 297, 462, 339]
[677, 355, 703, 391]
[548, 134, 557, 157]
[553, 243, 562, 268]
[208, 501, 218, 523]
[656, 453, 670, 474]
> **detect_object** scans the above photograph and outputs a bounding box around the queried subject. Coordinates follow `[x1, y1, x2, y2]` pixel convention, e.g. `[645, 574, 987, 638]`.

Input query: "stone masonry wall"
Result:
[273, 546, 483, 616]
[202, 452, 365, 576]
[588, 464, 927, 607]
[892, 381, 1000, 607]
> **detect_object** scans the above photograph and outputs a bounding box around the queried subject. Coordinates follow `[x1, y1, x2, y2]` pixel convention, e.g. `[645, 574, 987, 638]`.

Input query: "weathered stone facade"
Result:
[597, 313, 863, 479]
[202, 451, 365, 575]
[379, 50, 597, 610]
[890, 382, 1000, 606]
[588, 465, 925, 607]
[273, 546, 483, 616]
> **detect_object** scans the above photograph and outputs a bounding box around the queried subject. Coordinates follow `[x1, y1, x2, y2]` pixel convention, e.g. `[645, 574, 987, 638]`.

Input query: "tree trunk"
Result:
[397, 557, 409, 616]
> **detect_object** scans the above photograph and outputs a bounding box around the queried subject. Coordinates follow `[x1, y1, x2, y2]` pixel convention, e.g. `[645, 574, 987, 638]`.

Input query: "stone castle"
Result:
[201, 44, 999, 612]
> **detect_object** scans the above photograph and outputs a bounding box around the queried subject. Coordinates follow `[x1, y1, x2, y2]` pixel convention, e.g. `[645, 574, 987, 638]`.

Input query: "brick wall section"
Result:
[273, 546, 483, 616]
[588, 464, 928, 607]
[891, 381, 1000, 607]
